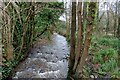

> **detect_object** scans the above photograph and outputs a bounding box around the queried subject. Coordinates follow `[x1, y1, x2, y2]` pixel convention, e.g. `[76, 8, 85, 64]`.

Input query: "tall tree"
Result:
[67, 1, 97, 78]
[106, 2, 110, 34]
[75, 2, 97, 78]
[67, 0, 76, 79]
[73, 2, 83, 72]
[83, 2, 88, 35]
[117, 1, 120, 67]
[117, 2, 120, 38]
[114, 2, 118, 36]
[66, 3, 69, 38]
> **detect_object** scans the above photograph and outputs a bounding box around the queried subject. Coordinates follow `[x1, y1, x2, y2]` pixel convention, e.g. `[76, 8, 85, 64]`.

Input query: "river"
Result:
[13, 33, 69, 79]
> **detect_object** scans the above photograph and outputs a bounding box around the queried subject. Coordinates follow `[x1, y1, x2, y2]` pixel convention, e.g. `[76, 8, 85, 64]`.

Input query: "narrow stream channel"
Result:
[13, 33, 69, 79]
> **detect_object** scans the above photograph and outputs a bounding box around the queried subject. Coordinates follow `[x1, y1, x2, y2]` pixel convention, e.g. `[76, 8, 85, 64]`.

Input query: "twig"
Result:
[4, 0, 12, 10]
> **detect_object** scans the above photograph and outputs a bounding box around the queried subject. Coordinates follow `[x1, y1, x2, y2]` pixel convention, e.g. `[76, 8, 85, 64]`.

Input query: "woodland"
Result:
[0, 0, 120, 80]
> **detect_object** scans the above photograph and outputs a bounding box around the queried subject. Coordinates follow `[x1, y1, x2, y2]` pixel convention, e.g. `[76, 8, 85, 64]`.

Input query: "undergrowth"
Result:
[85, 35, 120, 78]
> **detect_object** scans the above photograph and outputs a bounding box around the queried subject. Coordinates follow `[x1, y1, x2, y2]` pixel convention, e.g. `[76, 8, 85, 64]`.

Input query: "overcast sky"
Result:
[59, 0, 120, 21]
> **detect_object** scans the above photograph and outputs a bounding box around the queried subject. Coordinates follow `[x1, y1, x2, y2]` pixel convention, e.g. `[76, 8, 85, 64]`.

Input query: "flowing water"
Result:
[13, 33, 69, 79]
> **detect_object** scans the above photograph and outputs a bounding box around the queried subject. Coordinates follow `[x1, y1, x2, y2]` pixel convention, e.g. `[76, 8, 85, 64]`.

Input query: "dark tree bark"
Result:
[75, 2, 97, 78]
[67, 1, 76, 79]
[73, 2, 83, 72]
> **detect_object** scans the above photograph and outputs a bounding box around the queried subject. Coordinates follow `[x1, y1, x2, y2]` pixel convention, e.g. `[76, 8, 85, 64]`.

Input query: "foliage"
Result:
[35, 2, 64, 37]
[1, 2, 64, 80]
[56, 21, 66, 36]
[98, 36, 119, 49]
[93, 48, 117, 64]
[88, 35, 119, 78]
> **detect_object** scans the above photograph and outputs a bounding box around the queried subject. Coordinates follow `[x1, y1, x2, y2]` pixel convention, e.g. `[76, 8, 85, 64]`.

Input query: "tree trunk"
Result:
[118, 16, 120, 39]
[117, 2, 120, 38]
[67, 1, 76, 79]
[83, 2, 87, 36]
[65, 1, 70, 40]
[106, 3, 109, 34]
[117, 1, 120, 68]
[75, 2, 97, 78]
[114, 2, 118, 37]
[73, 2, 83, 72]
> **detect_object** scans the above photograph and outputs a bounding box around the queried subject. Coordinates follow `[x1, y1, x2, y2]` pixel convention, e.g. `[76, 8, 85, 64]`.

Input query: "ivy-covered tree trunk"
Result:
[67, 1, 76, 79]
[83, 2, 88, 34]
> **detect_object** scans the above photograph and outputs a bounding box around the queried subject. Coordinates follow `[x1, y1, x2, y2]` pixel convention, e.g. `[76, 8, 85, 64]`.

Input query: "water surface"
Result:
[13, 33, 69, 78]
